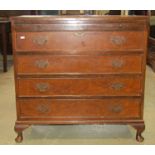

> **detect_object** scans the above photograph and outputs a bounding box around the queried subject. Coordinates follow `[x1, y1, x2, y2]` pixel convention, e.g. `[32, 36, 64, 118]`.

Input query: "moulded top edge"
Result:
[10, 15, 149, 21]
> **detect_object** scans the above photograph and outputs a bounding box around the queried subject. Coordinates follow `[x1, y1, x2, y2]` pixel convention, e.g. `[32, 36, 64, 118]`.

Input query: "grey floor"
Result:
[0, 56, 155, 144]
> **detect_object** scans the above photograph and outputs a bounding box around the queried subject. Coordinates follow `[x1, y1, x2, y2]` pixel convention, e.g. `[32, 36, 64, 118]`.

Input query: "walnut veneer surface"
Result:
[11, 15, 149, 142]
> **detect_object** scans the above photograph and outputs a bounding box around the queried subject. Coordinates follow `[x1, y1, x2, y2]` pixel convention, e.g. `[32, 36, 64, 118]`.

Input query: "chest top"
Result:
[11, 15, 149, 31]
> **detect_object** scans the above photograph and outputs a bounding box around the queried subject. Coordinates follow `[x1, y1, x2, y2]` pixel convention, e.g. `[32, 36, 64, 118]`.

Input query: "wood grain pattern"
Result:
[17, 76, 142, 97]
[16, 55, 143, 74]
[18, 98, 141, 119]
[11, 15, 148, 142]
[15, 31, 145, 51]
[13, 23, 146, 32]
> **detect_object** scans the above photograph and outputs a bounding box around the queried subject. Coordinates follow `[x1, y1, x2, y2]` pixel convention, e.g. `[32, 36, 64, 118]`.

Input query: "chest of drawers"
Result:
[11, 16, 149, 143]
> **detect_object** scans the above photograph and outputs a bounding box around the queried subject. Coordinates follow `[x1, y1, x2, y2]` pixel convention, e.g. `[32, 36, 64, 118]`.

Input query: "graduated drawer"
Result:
[17, 76, 142, 97]
[15, 31, 145, 52]
[16, 55, 143, 74]
[18, 98, 141, 119]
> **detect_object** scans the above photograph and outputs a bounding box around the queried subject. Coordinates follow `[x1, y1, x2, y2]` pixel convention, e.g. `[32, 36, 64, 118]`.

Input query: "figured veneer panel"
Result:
[15, 31, 145, 51]
[17, 76, 142, 97]
[16, 55, 143, 74]
[19, 98, 141, 119]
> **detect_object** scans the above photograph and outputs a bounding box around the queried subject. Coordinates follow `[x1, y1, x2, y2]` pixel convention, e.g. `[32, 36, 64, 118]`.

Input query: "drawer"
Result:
[18, 98, 141, 119]
[17, 76, 142, 97]
[15, 31, 145, 52]
[16, 55, 143, 74]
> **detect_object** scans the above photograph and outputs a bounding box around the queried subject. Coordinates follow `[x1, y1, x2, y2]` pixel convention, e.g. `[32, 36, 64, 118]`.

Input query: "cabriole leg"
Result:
[15, 132, 23, 143]
[14, 123, 30, 143]
[131, 123, 145, 142]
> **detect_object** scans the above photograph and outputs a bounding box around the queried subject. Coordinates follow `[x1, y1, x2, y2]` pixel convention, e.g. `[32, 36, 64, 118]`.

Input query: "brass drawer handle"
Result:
[35, 60, 49, 69]
[74, 32, 85, 37]
[33, 36, 48, 45]
[111, 105, 123, 113]
[111, 36, 126, 45]
[36, 83, 49, 92]
[111, 83, 124, 90]
[112, 60, 124, 68]
[37, 104, 49, 113]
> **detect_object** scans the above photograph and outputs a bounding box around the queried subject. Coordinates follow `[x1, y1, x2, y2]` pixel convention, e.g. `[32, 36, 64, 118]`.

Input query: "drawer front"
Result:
[15, 31, 144, 51]
[17, 77, 142, 97]
[18, 98, 141, 119]
[16, 55, 143, 74]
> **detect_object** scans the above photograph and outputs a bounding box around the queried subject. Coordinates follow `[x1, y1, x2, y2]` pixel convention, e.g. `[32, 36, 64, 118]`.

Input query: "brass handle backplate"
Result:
[110, 105, 123, 113]
[74, 32, 85, 37]
[111, 36, 126, 45]
[33, 36, 48, 45]
[35, 60, 49, 69]
[37, 104, 49, 113]
[111, 83, 124, 90]
[112, 59, 124, 68]
[36, 83, 49, 92]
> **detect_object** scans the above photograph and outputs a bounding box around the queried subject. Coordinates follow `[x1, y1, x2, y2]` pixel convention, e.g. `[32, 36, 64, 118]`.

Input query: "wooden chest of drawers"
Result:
[11, 16, 149, 142]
